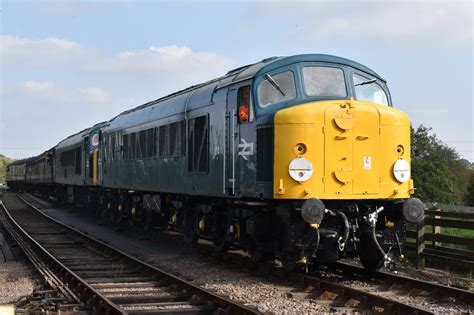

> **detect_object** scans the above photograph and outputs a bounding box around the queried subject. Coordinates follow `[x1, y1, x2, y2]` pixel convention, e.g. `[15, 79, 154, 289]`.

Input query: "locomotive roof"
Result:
[104, 54, 384, 132]
[55, 121, 107, 150]
[11, 54, 384, 163]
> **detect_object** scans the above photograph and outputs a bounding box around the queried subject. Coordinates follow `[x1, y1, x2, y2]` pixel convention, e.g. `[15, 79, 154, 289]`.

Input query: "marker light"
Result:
[289, 157, 313, 182]
[393, 159, 410, 183]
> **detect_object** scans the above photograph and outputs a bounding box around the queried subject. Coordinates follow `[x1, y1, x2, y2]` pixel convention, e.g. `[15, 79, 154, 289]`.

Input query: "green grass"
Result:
[440, 227, 474, 238]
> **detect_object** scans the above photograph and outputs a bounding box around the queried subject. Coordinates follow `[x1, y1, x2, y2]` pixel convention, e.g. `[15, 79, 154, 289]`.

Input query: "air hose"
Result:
[301, 226, 320, 258]
[325, 209, 350, 250]
[372, 222, 389, 260]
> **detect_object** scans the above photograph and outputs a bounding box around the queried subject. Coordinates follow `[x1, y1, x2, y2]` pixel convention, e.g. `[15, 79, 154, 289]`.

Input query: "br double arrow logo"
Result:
[238, 139, 254, 161]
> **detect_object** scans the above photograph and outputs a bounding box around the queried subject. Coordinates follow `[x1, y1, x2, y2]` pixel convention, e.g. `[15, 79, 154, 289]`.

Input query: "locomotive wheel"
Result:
[183, 210, 199, 244]
[110, 209, 120, 223]
[248, 241, 273, 262]
[140, 209, 152, 234]
[213, 237, 228, 252]
[360, 255, 383, 271]
[281, 251, 301, 272]
[94, 206, 104, 218]
[359, 231, 384, 272]
[212, 213, 228, 252]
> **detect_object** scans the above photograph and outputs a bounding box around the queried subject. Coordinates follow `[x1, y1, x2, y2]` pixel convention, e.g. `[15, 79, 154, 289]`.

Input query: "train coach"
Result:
[7, 54, 424, 271]
[6, 149, 54, 194]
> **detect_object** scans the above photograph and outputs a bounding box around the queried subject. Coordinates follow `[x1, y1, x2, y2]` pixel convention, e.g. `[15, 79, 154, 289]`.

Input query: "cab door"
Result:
[226, 84, 255, 197]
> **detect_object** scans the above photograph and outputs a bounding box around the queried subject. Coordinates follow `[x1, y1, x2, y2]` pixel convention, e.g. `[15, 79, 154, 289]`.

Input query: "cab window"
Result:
[303, 66, 346, 97]
[353, 73, 388, 105]
[238, 86, 252, 123]
[258, 71, 296, 108]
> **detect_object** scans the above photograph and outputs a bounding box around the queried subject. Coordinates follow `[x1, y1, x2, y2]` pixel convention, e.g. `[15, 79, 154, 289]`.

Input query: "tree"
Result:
[0, 154, 14, 183]
[465, 172, 474, 206]
[411, 125, 470, 204]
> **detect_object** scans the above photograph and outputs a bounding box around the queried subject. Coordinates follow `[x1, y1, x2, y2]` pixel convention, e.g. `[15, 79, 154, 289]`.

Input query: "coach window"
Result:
[111, 135, 116, 160]
[258, 71, 296, 108]
[131, 133, 137, 159]
[353, 73, 388, 106]
[138, 130, 147, 158]
[303, 66, 346, 97]
[147, 128, 155, 157]
[123, 134, 129, 160]
[238, 86, 252, 123]
[188, 115, 209, 173]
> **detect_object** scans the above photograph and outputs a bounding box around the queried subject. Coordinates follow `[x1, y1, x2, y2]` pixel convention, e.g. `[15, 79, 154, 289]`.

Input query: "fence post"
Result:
[415, 218, 425, 269]
[433, 208, 441, 247]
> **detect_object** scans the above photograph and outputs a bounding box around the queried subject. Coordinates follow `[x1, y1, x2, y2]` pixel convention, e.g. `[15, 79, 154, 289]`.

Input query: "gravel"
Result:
[144, 251, 327, 314]
[0, 262, 36, 304]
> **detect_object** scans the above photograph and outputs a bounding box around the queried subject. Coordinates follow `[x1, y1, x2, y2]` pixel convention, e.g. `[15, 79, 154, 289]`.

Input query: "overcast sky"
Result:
[1, 0, 473, 161]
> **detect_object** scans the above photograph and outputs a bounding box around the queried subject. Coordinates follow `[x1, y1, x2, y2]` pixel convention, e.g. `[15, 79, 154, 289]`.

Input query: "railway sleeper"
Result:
[92, 281, 168, 289]
[108, 292, 190, 304]
[83, 276, 155, 283]
[122, 302, 214, 314]
[74, 269, 143, 278]
[98, 287, 177, 295]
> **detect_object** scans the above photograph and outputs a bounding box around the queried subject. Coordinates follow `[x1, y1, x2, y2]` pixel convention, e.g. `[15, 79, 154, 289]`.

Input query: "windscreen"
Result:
[303, 66, 347, 97]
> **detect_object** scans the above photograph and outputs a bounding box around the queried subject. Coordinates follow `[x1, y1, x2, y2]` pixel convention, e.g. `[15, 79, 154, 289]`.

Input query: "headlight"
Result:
[289, 157, 313, 182]
[393, 159, 410, 183]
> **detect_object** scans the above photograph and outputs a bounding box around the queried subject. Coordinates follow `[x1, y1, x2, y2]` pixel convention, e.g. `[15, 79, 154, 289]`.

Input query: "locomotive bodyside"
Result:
[6, 54, 423, 270]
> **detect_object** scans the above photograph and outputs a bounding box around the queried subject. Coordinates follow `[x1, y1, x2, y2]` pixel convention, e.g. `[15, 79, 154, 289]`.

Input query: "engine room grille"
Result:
[257, 127, 273, 181]
[188, 115, 209, 173]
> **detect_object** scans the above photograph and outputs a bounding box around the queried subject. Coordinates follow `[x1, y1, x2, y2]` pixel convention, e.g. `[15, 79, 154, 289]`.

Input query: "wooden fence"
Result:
[405, 206, 474, 273]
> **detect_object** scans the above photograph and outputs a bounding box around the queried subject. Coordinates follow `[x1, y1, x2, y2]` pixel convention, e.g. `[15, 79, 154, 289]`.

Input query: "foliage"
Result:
[466, 172, 474, 206]
[0, 154, 14, 183]
[411, 125, 472, 204]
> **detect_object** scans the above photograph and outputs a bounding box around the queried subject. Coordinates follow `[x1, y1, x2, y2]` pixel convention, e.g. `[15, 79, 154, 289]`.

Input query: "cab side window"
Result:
[258, 71, 296, 108]
[238, 86, 252, 123]
[353, 73, 388, 106]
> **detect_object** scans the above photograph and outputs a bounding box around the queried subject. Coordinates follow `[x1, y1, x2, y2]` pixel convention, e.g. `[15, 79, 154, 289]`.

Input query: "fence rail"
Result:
[404, 206, 474, 273]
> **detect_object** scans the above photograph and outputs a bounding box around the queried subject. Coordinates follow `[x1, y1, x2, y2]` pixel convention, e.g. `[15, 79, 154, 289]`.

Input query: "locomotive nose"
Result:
[274, 99, 413, 200]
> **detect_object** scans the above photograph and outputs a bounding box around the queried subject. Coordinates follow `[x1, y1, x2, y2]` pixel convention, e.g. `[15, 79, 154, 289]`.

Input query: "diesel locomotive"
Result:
[6, 54, 424, 271]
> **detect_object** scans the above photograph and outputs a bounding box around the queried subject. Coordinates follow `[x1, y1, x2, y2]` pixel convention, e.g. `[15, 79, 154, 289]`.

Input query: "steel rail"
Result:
[151, 226, 473, 312]
[1, 197, 124, 314]
[143, 231, 446, 314]
[23, 191, 473, 314]
[204, 242, 435, 314]
[93, 225, 436, 314]
[333, 261, 474, 304]
[4, 193, 258, 315]
[0, 201, 84, 312]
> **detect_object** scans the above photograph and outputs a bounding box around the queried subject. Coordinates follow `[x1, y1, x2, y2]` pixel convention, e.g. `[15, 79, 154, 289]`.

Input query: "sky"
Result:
[0, 0, 473, 161]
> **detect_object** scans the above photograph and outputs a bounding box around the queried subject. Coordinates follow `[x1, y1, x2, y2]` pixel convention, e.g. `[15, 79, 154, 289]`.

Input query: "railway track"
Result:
[142, 223, 474, 313]
[331, 261, 473, 303]
[0, 192, 257, 315]
[183, 238, 473, 314]
[11, 192, 474, 314]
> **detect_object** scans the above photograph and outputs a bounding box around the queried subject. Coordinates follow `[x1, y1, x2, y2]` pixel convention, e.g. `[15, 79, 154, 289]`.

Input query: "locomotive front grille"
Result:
[257, 127, 273, 182]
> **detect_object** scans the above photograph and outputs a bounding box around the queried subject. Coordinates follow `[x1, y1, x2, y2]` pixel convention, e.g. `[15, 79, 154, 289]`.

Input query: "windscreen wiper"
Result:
[265, 74, 285, 96]
[354, 79, 377, 86]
